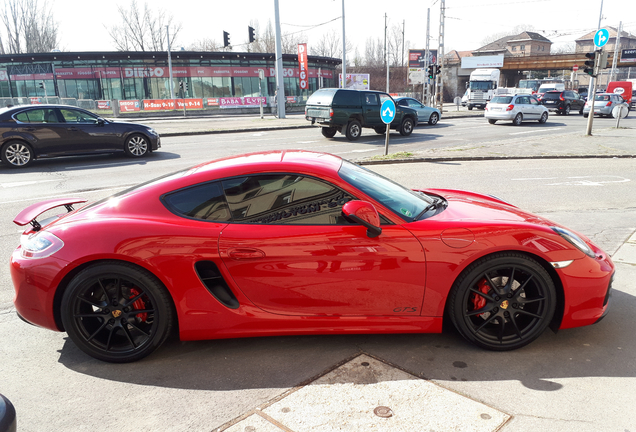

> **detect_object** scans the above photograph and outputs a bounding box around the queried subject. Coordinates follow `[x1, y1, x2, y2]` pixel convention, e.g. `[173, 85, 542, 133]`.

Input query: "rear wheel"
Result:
[321, 127, 337, 138]
[488, 119, 497, 124]
[399, 117, 414, 136]
[1, 140, 33, 168]
[563, 105, 571, 115]
[538, 112, 548, 124]
[428, 112, 439, 125]
[512, 113, 523, 126]
[579, 106, 584, 115]
[449, 253, 556, 351]
[61, 262, 174, 363]
[345, 120, 362, 141]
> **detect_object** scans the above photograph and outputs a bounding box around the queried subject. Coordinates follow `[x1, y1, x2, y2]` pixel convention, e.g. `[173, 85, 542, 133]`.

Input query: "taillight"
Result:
[606, 101, 612, 107]
[330, 108, 334, 117]
[19, 231, 64, 259]
[506, 104, 514, 111]
[304, 106, 307, 116]
[559, 94, 565, 101]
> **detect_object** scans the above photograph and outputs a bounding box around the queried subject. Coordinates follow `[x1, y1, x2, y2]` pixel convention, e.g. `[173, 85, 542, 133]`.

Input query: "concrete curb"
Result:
[357, 154, 636, 165]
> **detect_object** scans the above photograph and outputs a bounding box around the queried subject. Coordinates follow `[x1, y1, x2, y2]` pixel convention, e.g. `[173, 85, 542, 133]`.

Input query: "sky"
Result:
[51, 0, 635, 55]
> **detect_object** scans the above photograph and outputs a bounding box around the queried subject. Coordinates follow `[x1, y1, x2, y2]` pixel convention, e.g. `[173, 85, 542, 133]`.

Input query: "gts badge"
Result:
[393, 307, 418, 313]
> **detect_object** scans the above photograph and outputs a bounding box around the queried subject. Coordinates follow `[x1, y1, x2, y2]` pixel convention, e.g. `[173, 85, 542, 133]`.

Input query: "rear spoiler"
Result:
[13, 197, 87, 231]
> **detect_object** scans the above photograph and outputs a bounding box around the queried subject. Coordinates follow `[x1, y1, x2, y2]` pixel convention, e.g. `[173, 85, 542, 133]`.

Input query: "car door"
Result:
[59, 108, 119, 153]
[407, 99, 430, 122]
[217, 173, 426, 317]
[529, 96, 543, 118]
[515, 96, 532, 119]
[362, 92, 382, 127]
[11, 108, 70, 156]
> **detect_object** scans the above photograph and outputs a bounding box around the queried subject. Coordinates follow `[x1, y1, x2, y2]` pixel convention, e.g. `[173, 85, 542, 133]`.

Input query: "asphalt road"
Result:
[1, 115, 635, 432]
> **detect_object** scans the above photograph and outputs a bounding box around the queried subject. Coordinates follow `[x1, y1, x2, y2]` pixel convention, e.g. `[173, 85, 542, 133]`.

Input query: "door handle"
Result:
[228, 248, 266, 260]
[23, 127, 36, 131]
[67, 127, 79, 131]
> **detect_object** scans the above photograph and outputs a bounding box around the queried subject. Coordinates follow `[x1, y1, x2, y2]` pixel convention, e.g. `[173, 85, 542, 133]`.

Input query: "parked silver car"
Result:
[583, 93, 630, 118]
[395, 97, 442, 125]
[485, 94, 549, 125]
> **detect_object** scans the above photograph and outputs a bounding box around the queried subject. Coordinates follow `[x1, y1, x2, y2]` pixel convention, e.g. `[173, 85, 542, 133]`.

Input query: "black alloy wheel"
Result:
[124, 134, 150, 157]
[61, 262, 174, 363]
[449, 253, 556, 351]
[399, 117, 414, 136]
[1, 140, 33, 168]
[428, 112, 439, 125]
[345, 120, 362, 141]
[321, 127, 337, 138]
[513, 113, 523, 126]
[538, 112, 548, 124]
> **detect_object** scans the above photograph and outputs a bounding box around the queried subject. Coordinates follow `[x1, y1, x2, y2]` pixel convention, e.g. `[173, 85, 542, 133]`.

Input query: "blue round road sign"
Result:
[380, 99, 396, 125]
[594, 29, 609, 48]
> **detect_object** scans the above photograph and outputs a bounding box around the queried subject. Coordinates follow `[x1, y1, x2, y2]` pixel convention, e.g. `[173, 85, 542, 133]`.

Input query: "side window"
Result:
[517, 97, 528, 105]
[397, 99, 408, 107]
[529, 97, 539, 105]
[60, 109, 98, 124]
[14, 109, 53, 123]
[163, 181, 231, 222]
[365, 94, 379, 105]
[223, 174, 355, 225]
[408, 100, 423, 108]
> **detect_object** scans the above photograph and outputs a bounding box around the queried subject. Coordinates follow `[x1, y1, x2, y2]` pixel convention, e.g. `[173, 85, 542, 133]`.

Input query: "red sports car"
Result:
[10, 151, 614, 362]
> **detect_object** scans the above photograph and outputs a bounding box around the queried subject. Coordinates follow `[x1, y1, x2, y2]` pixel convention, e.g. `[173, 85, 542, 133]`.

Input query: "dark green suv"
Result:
[305, 88, 419, 141]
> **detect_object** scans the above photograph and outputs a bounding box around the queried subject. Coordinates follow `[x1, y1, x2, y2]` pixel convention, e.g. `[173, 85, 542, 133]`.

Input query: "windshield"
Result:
[469, 81, 494, 91]
[490, 96, 513, 104]
[519, 80, 540, 90]
[338, 161, 433, 222]
[542, 92, 561, 99]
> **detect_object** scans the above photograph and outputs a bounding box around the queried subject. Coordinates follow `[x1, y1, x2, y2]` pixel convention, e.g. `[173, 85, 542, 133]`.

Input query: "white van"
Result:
[537, 83, 565, 98]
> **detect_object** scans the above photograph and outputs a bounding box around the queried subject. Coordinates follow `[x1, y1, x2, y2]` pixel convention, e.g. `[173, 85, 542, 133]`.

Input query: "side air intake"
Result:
[194, 261, 240, 309]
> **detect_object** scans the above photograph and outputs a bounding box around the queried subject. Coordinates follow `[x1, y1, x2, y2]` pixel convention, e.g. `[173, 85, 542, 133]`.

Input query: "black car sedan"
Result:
[0, 104, 160, 168]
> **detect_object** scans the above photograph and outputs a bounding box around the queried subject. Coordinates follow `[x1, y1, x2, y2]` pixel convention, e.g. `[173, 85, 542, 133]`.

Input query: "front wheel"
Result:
[428, 112, 439, 125]
[538, 112, 548, 124]
[321, 127, 337, 138]
[512, 113, 523, 126]
[345, 120, 362, 141]
[399, 117, 414, 136]
[1, 141, 33, 168]
[448, 252, 556, 351]
[61, 262, 175, 363]
[124, 134, 150, 157]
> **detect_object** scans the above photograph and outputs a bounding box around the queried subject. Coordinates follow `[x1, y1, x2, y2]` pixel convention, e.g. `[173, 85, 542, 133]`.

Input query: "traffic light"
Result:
[248, 26, 256, 43]
[179, 81, 184, 90]
[435, 65, 441, 75]
[38, 81, 44, 89]
[598, 50, 609, 70]
[183, 81, 188, 93]
[583, 52, 596, 77]
[427, 64, 435, 79]
[223, 31, 230, 48]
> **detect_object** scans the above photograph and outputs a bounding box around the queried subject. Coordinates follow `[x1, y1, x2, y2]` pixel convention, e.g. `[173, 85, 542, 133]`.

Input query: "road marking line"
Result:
[509, 128, 561, 135]
[1, 179, 59, 188]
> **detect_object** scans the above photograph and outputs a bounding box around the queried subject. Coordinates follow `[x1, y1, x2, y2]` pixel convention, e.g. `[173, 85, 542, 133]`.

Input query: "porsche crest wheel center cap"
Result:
[112, 310, 122, 318]
[500, 300, 509, 310]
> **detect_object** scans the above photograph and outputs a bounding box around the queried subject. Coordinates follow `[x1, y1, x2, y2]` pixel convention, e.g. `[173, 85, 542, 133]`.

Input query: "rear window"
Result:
[594, 95, 611, 101]
[306, 89, 337, 105]
[490, 96, 513, 104]
[332, 90, 360, 106]
[539, 87, 555, 93]
[543, 92, 561, 100]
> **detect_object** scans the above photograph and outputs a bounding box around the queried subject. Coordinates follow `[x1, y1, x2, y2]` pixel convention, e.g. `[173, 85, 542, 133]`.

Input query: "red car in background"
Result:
[10, 151, 614, 362]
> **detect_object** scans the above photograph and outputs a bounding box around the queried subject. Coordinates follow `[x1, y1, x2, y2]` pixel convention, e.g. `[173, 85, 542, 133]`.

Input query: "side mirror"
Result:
[342, 200, 382, 238]
[97, 117, 105, 126]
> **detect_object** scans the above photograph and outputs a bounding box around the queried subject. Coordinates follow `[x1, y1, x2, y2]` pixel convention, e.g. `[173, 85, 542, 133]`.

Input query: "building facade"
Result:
[0, 51, 340, 103]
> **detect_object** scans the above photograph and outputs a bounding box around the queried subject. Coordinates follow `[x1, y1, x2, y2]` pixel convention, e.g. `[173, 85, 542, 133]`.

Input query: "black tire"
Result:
[321, 127, 337, 138]
[512, 113, 523, 126]
[579, 106, 584, 115]
[448, 252, 556, 351]
[488, 119, 497, 124]
[399, 117, 414, 136]
[61, 262, 175, 363]
[374, 125, 386, 134]
[468, 105, 473, 111]
[1, 140, 33, 168]
[538, 112, 548, 124]
[345, 120, 362, 141]
[583, 113, 589, 118]
[428, 112, 439, 125]
[563, 105, 571, 116]
[124, 134, 150, 157]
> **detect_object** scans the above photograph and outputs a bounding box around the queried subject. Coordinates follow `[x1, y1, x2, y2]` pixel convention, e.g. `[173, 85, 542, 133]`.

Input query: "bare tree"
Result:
[249, 20, 276, 53]
[188, 38, 221, 51]
[107, 0, 181, 51]
[310, 30, 353, 59]
[551, 42, 575, 54]
[0, 0, 58, 54]
[363, 37, 384, 67]
[387, 23, 409, 67]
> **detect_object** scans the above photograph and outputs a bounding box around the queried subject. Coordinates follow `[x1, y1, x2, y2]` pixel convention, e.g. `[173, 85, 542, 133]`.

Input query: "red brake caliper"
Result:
[471, 279, 490, 316]
[129, 288, 148, 322]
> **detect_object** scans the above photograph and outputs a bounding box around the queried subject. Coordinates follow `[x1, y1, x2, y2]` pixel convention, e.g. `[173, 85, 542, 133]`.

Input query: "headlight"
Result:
[147, 128, 158, 136]
[551, 227, 595, 258]
[20, 231, 64, 259]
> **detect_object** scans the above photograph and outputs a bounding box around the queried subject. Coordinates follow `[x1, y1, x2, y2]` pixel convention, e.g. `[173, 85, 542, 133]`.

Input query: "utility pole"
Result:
[585, 0, 604, 136]
[386, 14, 390, 93]
[166, 25, 175, 100]
[402, 20, 405, 68]
[425, 8, 430, 105]
[610, 21, 622, 82]
[436, 0, 445, 112]
[274, 0, 286, 119]
[341, 0, 346, 88]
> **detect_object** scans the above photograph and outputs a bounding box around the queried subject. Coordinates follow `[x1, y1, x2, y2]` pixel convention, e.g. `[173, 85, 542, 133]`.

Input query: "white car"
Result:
[485, 94, 549, 125]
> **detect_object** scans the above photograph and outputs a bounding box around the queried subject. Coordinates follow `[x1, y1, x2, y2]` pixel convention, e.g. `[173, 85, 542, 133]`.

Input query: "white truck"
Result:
[466, 68, 500, 110]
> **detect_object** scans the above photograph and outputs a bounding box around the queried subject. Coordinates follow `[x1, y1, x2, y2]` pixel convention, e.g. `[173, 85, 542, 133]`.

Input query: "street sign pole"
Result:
[586, 28, 610, 136]
[381, 99, 396, 156]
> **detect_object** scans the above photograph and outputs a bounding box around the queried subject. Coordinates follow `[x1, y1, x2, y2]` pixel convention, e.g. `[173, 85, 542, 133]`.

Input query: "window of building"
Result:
[520, 45, 525, 50]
